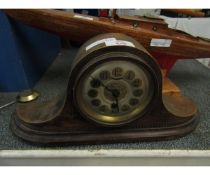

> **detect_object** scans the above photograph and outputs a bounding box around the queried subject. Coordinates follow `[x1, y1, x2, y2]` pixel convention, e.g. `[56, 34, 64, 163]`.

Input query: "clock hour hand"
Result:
[90, 76, 112, 91]
[90, 76, 117, 95]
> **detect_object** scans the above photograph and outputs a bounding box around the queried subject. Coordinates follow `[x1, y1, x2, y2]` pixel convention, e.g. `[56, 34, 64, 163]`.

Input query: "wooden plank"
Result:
[163, 9, 205, 17]
[4, 9, 210, 59]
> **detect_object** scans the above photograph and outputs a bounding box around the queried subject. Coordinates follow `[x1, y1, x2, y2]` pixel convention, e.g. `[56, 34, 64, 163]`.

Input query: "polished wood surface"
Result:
[5, 9, 210, 60]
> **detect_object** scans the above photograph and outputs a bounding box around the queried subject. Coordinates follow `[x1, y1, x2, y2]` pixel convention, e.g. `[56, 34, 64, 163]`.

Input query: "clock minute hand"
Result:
[115, 97, 119, 112]
[112, 89, 120, 112]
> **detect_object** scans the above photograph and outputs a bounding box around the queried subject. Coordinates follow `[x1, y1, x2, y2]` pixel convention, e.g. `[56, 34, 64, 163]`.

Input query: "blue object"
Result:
[0, 10, 61, 92]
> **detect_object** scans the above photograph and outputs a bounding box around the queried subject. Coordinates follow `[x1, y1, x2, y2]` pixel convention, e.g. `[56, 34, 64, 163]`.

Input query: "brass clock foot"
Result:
[17, 89, 40, 103]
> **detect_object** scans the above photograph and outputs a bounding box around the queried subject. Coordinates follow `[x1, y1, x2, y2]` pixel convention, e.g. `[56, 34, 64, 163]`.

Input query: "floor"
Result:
[0, 47, 210, 150]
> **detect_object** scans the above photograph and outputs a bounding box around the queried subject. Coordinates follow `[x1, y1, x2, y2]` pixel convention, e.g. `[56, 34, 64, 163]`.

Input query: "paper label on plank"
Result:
[86, 38, 135, 51]
[150, 39, 172, 47]
[74, 14, 93, 21]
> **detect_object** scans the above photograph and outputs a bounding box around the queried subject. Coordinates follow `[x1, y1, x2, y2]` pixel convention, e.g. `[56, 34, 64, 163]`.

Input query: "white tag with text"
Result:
[150, 39, 172, 47]
[86, 38, 116, 51]
[105, 40, 135, 48]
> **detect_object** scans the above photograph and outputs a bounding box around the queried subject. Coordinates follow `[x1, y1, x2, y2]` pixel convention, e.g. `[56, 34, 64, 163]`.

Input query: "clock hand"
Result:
[90, 76, 120, 112]
[115, 97, 119, 112]
[111, 89, 120, 112]
[110, 89, 120, 112]
[90, 76, 113, 94]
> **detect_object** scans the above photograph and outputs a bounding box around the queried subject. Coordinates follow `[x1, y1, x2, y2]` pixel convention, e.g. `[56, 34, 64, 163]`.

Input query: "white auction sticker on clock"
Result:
[86, 38, 135, 51]
[105, 39, 135, 48]
[86, 38, 116, 51]
[150, 39, 172, 47]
